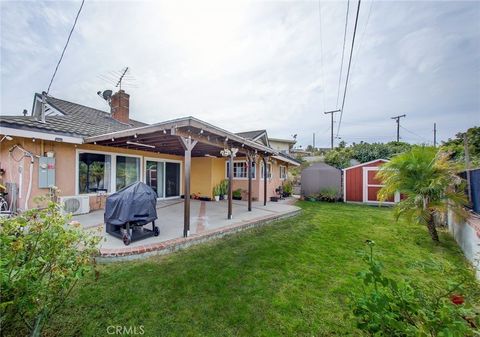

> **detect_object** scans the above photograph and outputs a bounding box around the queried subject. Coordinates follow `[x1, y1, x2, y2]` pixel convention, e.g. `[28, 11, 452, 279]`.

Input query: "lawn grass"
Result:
[40, 201, 478, 337]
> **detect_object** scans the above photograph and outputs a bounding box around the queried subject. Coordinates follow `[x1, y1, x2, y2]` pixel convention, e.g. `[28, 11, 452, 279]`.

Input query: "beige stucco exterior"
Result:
[0, 136, 290, 212]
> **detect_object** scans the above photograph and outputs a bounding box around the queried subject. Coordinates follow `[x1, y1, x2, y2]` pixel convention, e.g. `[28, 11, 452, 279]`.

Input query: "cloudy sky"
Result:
[1, 0, 479, 148]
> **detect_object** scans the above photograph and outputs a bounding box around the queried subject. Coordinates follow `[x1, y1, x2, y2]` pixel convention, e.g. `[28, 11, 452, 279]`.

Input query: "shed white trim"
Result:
[343, 158, 389, 171]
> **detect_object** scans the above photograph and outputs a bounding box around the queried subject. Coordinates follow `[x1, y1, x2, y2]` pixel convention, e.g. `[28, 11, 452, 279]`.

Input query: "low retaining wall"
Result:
[448, 210, 480, 280]
[97, 208, 301, 263]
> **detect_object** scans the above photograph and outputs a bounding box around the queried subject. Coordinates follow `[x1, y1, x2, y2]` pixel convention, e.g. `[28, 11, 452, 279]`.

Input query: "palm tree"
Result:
[376, 146, 467, 242]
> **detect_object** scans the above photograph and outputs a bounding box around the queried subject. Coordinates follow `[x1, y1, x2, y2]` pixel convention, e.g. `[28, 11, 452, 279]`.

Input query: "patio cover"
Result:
[84, 116, 281, 238]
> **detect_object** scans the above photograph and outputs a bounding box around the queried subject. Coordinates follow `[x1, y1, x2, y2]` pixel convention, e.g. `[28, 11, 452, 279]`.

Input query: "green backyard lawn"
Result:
[44, 201, 478, 336]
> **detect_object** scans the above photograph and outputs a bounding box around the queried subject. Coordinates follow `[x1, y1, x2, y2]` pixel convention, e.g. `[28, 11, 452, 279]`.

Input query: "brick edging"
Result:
[96, 208, 301, 263]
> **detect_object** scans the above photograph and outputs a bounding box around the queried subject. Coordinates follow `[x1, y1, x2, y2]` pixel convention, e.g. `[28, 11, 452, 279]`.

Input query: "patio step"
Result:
[97, 207, 301, 263]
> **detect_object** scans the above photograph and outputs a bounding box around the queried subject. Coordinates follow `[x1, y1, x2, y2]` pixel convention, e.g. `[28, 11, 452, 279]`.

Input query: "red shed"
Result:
[343, 159, 399, 204]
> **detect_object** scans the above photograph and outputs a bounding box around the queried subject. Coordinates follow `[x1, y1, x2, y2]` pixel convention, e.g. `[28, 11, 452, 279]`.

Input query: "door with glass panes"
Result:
[145, 160, 181, 198]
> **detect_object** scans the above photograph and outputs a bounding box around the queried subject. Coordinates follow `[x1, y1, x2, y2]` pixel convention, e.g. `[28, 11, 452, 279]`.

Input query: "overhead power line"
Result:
[336, 0, 362, 138]
[400, 125, 430, 143]
[336, 0, 350, 108]
[351, 0, 374, 74]
[46, 0, 85, 94]
[318, 0, 327, 112]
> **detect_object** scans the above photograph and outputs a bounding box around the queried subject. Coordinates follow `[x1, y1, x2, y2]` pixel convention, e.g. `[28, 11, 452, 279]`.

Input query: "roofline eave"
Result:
[84, 116, 277, 155]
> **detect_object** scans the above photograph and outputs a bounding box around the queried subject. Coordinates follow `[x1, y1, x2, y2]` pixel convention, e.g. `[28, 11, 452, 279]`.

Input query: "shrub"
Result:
[232, 189, 242, 199]
[318, 187, 339, 202]
[0, 200, 101, 337]
[219, 179, 229, 196]
[350, 240, 479, 336]
[283, 180, 293, 196]
[324, 141, 412, 169]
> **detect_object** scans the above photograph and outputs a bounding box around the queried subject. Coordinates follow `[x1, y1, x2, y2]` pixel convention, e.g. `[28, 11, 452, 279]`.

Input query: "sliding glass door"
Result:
[145, 160, 180, 198]
[165, 162, 180, 197]
[145, 161, 164, 198]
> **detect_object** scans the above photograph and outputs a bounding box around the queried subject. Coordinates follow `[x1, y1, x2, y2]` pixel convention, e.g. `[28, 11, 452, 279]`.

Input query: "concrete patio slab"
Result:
[73, 198, 301, 262]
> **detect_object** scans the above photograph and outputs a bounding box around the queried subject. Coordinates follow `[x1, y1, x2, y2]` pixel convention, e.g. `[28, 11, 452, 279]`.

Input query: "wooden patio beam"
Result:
[228, 153, 234, 219]
[179, 136, 198, 237]
[172, 128, 249, 156]
[247, 152, 255, 212]
[263, 156, 269, 206]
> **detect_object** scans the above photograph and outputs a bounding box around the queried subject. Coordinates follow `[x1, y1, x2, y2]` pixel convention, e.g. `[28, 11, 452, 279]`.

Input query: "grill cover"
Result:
[104, 181, 158, 226]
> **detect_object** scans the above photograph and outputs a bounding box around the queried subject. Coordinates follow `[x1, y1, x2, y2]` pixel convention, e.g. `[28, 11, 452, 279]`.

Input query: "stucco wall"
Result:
[448, 211, 480, 280]
[0, 136, 184, 211]
[0, 135, 293, 211]
[230, 157, 288, 202]
[191, 157, 213, 197]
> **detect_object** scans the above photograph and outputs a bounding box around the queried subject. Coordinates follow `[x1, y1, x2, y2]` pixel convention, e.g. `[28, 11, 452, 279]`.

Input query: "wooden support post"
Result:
[228, 154, 233, 219]
[247, 153, 253, 211]
[179, 136, 198, 237]
[263, 156, 268, 206]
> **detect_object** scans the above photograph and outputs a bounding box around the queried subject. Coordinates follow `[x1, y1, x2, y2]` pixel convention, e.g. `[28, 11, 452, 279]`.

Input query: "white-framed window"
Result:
[226, 160, 256, 179]
[76, 150, 142, 195]
[116, 156, 141, 191]
[78, 152, 112, 194]
[279, 165, 287, 180]
[261, 162, 272, 180]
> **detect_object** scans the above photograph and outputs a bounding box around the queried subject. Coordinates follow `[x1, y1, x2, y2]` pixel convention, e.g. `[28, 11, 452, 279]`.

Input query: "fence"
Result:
[459, 168, 480, 213]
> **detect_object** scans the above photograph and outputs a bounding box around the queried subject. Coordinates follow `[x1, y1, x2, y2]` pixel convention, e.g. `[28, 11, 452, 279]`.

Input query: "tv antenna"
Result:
[116, 67, 129, 90]
[96, 66, 138, 90]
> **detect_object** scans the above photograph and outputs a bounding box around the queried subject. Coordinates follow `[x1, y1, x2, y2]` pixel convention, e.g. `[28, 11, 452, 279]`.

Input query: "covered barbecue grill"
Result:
[105, 181, 159, 245]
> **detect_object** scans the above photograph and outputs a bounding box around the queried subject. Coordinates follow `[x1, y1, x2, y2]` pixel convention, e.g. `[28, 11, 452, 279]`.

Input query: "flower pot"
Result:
[214, 195, 220, 201]
[223, 195, 228, 200]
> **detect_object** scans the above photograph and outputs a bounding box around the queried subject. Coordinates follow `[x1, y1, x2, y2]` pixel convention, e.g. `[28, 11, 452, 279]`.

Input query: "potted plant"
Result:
[213, 185, 220, 201]
[220, 179, 229, 200]
[232, 188, 243, 200]
[282, 180, 293, 197]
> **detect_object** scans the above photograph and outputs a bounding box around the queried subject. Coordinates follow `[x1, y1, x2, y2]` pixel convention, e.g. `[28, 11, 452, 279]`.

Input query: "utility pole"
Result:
[313, 133, 316, 151]
[324, 109, 341, 149]
[433, 123, 437, 147]
[391, 114, 406, 142]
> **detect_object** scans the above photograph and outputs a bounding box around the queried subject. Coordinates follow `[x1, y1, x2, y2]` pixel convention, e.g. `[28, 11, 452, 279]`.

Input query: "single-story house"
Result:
[343, 159, 399, 204]
[0, 89, 300, 236]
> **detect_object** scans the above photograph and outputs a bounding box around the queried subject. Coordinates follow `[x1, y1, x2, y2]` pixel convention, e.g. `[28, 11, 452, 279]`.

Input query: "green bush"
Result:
[318, 187, 339, 202]
[233, 188, 242, 199]
[283, 180, 293, 195]
[219, 179, 229, 196]
[324, 147, 354, 169]
[441, 126, 480, 167]
[324, 141, 412, 169]
[350, 240, 479, 336]
[0, 201, 100, 337]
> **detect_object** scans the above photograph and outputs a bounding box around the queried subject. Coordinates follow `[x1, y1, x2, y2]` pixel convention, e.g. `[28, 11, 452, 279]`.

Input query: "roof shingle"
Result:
[0, 94, 146, 137]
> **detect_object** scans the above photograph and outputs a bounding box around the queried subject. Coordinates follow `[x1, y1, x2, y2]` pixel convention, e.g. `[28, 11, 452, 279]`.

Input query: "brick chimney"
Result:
[110, 90, 130, 123]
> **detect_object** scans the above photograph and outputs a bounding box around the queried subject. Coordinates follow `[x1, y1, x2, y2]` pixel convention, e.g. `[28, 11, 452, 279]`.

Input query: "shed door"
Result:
[363, 167, 394, 203]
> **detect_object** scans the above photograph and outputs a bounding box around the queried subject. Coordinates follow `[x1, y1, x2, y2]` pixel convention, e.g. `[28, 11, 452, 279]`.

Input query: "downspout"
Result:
[25, 154, 34, 210]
